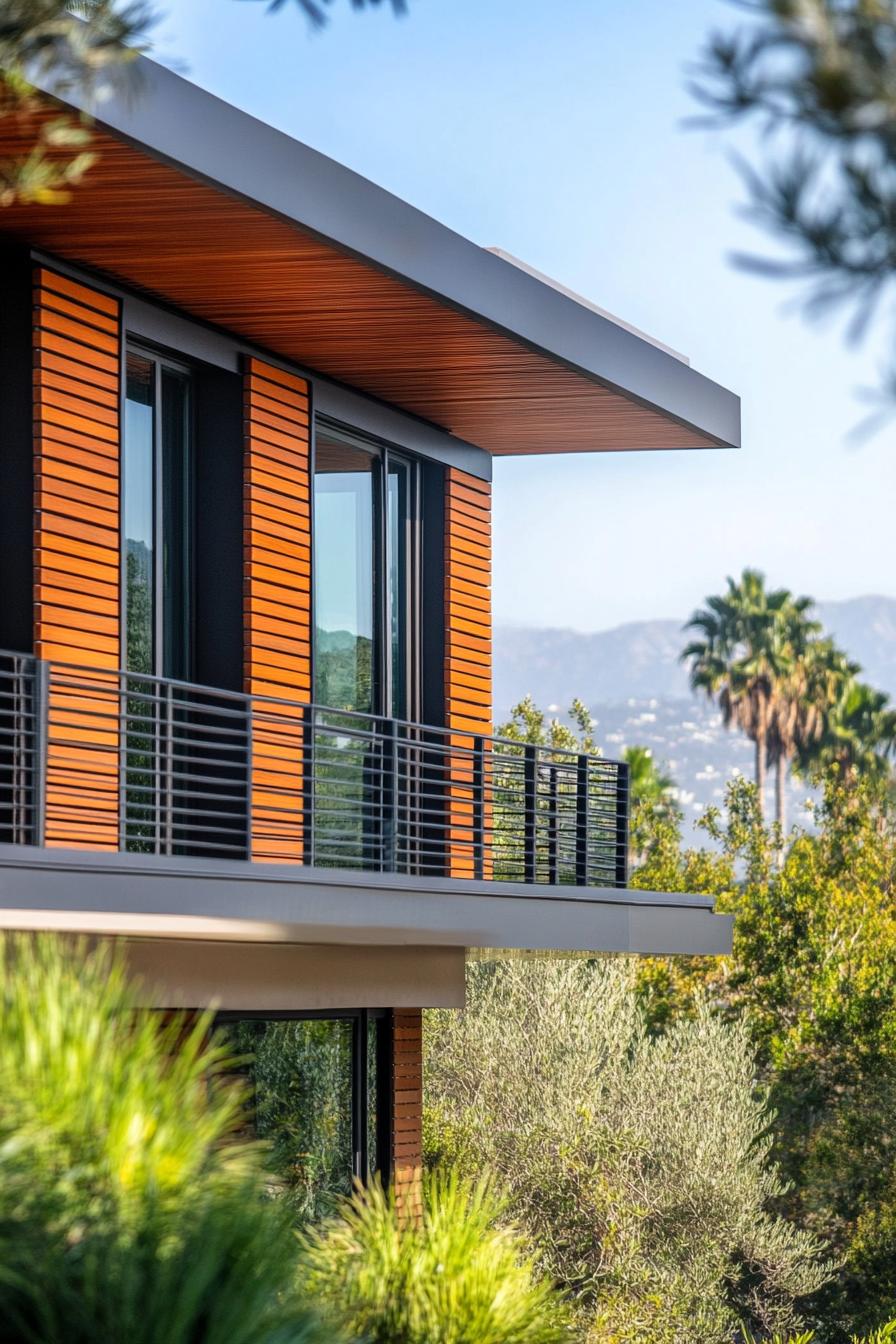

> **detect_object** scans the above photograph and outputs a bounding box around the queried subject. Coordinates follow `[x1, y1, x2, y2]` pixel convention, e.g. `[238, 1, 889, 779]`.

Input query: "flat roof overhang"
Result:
[0, 55, 741, 457]
[0, 845, 733, 958]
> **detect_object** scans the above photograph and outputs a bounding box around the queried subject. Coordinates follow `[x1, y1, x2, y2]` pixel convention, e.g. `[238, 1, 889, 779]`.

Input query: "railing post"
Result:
[472, 736, 485, 880]
[302, 704, 315, 866]
[245, 698, 254, 862]
[547, 764, 559, 885]
[575, 754, 589, 887]
[382, 719, 399, 874]
[615, 760, 630, 889]
[162, 681, 174, 856]
[32, 659, 49, 848]
[523, 743, 537, 884]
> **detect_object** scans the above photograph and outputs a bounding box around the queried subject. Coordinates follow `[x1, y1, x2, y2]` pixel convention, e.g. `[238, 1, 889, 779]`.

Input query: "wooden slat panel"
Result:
[392, 1009, 423, 1218]
[34, 267, 121, 851]
[244, 357, 312, 863]
[444, 468, 491, 877]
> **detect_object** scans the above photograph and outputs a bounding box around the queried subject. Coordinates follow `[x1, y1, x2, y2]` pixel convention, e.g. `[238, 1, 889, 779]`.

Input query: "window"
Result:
[124, 349, 193, 680]
[217, 1010, 390, 1224]
[313, 425, 420, 719]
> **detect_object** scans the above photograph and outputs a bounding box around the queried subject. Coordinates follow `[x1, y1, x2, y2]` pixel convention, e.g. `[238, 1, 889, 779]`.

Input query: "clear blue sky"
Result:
[153, 0, 895, 632]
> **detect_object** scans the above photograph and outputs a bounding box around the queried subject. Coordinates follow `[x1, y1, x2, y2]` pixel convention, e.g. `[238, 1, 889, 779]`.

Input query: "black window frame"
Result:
[312, 418, 422, 722]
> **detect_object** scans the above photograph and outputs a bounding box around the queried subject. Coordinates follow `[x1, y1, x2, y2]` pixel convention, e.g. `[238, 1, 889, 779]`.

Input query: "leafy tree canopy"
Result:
[694, 0, 896, 403]
[633, 772, 896, 1334]
[0, 1, 153, 205]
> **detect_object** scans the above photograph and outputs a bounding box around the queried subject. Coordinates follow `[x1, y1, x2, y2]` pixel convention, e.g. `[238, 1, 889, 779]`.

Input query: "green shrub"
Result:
[425, 958, 832, 1343]
[743, 1324, 896, 1343]
[0, 934, 332, 1343]
[299, 1169, 571, 1343]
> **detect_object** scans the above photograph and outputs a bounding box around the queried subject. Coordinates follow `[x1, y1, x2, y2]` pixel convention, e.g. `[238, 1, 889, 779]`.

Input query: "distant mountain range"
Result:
[494, 596, 896, 831]
[495, 596, 896, 713]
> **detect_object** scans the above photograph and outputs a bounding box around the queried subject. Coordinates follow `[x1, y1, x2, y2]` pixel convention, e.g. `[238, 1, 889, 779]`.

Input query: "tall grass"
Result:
[0, 934, 332, 1343]
[299, 1170, 571, 1344]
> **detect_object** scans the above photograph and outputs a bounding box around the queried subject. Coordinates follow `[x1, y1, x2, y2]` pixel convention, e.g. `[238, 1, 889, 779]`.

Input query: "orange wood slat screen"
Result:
[444, 469, 492, 877]
[243, 356, 312, 863]
[33, 266, 122, 850]
[391, 1009, 423, 1216]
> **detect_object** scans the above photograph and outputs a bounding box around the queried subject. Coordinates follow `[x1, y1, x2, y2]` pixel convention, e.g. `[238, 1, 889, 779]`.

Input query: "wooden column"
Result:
[33, 266, 122, 849]
[444, 468, 492, 876]
[391, 1008, 423, 1216]
[243, 357, 312, 862]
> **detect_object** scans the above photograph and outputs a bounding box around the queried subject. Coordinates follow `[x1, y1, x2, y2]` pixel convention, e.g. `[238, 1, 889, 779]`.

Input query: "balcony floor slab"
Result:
[0, 844, 732, 957]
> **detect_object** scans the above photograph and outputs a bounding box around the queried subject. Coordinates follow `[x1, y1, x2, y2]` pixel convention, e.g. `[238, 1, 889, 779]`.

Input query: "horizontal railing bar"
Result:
[0, 649, 629, 889]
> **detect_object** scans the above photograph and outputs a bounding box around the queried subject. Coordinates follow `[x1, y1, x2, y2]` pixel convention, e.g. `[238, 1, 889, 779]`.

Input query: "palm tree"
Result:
[765, 612, 834, 834]
[796, 676, 896, 786]
[786, 638, 861, 784]
[623, 745, 676, 815]
[682, 570, 815, 822]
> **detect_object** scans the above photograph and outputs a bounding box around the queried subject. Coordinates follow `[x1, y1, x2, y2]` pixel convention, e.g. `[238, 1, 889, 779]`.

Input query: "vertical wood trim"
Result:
[391, 1008, 423, 1217]
[33, 266, 122, 850]
[444, 469, 492, 876]
[243, 356, 312, 863]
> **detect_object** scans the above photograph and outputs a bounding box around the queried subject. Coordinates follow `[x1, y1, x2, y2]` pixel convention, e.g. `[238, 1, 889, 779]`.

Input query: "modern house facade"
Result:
[0, 56, 738, 1212]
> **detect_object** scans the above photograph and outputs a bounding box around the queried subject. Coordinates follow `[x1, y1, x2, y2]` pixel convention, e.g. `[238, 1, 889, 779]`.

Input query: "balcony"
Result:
[0, 650, 628, 885]
[0, 650, 731, 960]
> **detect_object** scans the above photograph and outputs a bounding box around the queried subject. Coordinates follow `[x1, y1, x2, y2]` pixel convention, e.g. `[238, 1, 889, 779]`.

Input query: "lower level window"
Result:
[217, 1011, 389, 1224]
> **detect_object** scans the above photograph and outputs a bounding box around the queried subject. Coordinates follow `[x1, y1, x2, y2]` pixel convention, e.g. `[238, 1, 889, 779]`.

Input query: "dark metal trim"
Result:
[353, 1009, 368, 1180]
[375, 1013, 394, 1186]
[315, 392, 490, 481]
[31, 56, 741, 451]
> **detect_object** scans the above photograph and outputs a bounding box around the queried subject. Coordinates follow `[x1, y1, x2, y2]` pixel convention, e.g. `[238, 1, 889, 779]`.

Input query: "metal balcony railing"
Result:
[0, 650, 629, 888]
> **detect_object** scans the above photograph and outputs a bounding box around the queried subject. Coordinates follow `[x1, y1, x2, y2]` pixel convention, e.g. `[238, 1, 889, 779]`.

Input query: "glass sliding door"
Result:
[217, 1011, 389, 1225]
[313, 425, 419, 719]
[312, 434, 376, 714]
[312, 425, 420, 870]
[123, 348, 193, 681]
[124, 354, 156, 677]
[122, 347, 194, 854]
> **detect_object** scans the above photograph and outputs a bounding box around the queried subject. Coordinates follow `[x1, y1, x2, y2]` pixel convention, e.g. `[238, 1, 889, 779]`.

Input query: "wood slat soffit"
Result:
[0, 103, 728, 457]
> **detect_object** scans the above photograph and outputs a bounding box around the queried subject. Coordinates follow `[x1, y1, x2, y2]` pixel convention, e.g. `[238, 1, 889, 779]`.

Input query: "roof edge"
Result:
[34, 53, 741, 451]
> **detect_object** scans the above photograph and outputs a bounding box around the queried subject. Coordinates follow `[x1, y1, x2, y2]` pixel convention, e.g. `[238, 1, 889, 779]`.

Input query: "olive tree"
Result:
[425, 957, 831, 1342]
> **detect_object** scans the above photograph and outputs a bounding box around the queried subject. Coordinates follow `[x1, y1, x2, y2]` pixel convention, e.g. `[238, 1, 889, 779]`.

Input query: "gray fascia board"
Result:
[0, 845, 733, 957]
[35, 56, 741, 451]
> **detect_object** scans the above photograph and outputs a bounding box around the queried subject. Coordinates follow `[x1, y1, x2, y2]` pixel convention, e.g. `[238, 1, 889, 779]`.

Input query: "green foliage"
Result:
[0, 1, 153, 207]
[743, 1327, 896, 1344]
[632, 773, 896, 1334]
[497, 694, 598, 754]
[623, 743, 676, 815]
[682, 569, 820, 823]
[0, 934, 331, 1343]
[693, 0, 896, 403]
[224, 1018, 354, 1224]
[682, 571, 895, 834]
[313, 628, 373, 713]
[424, 958, 830, 1342]
[796, 678, 896, 785]
[299, 1170, 570, 1344]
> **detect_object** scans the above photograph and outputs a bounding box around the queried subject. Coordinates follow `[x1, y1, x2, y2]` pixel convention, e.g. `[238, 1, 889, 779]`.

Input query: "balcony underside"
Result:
[0, 843, 732, 958]
[0, 57, 740, 458]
